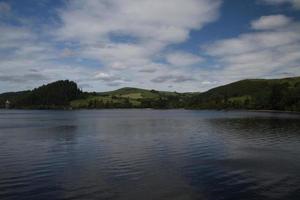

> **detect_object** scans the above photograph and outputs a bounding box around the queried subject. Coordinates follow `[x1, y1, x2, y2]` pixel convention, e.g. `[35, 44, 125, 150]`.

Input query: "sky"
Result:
[0, 0, 300, 93]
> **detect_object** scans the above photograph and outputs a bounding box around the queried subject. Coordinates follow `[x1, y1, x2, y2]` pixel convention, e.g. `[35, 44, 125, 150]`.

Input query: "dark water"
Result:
[0, 110, 300, 200]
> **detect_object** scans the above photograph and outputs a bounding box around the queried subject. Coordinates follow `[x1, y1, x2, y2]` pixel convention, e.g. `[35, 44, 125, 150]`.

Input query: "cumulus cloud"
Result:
[58, 0, 221, 43]
[151, 74, 196, 83]
[205, 30, 300, 56]
[0, 3, 103, 92]
[251, 15, 292, 30]
[0, 26, 34, 49]
[93, 71, 131, 87]
[81, 42, 152, 70]
[56, 0, 221, 73]
[166, 52, 204, 66]
[0, 23, 97, 92]
[0, 73, 49, 83]
[94, 72, 121, 82]
[203, 14, 300, 84]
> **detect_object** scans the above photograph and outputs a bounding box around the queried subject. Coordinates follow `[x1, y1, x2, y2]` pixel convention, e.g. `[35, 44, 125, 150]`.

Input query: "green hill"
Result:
[204, 77, 300, 97]
[0, 80, 82, 109]
[187, 77, 300, 111]
[71, 87, 186, 109]
[1, 77, 299, 111]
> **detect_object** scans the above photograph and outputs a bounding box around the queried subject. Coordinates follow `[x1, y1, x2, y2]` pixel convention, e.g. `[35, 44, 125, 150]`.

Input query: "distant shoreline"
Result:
[2, 77, 300, 112]
[246, 109, 300, 115]
[1, 108, 300, 115]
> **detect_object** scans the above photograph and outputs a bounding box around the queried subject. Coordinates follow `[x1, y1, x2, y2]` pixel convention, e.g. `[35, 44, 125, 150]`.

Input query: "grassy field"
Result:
[70, 87, 180, 108]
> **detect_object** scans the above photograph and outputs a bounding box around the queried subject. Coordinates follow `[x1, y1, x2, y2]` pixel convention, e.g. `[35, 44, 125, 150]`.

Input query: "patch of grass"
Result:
[120, 93, 143, 99]
[229, 95, 251, 102]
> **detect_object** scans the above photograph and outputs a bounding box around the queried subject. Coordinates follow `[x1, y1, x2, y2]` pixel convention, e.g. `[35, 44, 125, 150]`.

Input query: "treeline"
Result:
[185, 80, 300, 111]
[77, 95, 187, 109]
[0, 80, 82, 109]
[81, 98, 133, 109]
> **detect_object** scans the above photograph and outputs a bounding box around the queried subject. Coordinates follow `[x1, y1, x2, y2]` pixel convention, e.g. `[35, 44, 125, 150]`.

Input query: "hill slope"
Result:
[71, 87, 187, 109]
[187, 77, 300, 111]
[1, 77, 299, 111]
[0, 80, 82, 109]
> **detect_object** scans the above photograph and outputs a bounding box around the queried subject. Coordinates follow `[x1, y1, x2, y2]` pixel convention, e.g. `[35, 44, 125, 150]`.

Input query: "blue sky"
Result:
[0, 0, 300, 92]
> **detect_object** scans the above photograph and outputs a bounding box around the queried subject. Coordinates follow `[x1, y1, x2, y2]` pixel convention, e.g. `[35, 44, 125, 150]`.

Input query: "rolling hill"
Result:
[71, 87, 187, 109]
[0, 80, 82, 109]
[1, 76, 300, 111]
[188, 77, 300, 110]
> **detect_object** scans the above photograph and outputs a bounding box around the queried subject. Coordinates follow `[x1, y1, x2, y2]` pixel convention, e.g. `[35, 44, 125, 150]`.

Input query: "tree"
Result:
[269, 83, 289, 110]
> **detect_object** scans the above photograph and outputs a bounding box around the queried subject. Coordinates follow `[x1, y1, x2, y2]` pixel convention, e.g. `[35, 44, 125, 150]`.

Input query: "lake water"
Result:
[0, 110, 300, 200]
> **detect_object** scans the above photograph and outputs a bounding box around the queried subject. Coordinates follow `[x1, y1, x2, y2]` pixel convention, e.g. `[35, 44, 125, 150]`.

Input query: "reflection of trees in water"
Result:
[30, 111, 81, 144]
[207, 116, 300, 138]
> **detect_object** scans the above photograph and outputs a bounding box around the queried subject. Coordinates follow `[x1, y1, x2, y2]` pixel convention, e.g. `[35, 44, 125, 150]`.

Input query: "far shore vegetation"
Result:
[1, 77, 300, 112]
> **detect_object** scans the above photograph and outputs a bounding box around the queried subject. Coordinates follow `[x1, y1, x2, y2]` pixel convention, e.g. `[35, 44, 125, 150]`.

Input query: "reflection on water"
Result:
[0, 110, 300, 200]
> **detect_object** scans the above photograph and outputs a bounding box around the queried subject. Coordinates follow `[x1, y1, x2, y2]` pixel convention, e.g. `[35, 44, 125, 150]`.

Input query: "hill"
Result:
[0, 80, 82, 109]
[0, 77, 299, 111]
[187, 77, 300, 111]
[71, 87, 188, 109]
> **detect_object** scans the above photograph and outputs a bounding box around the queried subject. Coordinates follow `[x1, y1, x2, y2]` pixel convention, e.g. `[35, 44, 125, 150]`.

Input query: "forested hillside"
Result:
[0, 80, 82, 109]
[186, 77, 300, 111]
[1, 77, 300, 111]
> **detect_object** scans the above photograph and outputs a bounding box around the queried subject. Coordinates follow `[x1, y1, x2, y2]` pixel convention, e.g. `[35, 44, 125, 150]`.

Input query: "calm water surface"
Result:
[0, 110, 300, 200]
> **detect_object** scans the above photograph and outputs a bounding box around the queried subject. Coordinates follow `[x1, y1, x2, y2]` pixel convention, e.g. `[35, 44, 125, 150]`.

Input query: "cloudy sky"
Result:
[0, 0, 300, 93]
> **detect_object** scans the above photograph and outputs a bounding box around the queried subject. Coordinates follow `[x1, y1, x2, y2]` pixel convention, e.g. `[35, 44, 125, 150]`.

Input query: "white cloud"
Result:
[166, 52, 204, 66]
[0, 74, 48, 83]
[94, 72, 120, 82]
[81, 42, 153, 70]
[93, 71, 133, 87]
[56, 0, 221, 73]
[205, 31, 300, 56]
[0, 23, 97, 92]
[58, 0, 221, 44]
[151, 74, 196, 83]
[251, 15, 292, 30]
[203, 14, 300, 85]
[0, 26, 34, 49]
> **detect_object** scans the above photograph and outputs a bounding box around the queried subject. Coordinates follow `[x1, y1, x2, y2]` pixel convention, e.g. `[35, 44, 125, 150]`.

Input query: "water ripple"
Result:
[0, 110, 300, 200]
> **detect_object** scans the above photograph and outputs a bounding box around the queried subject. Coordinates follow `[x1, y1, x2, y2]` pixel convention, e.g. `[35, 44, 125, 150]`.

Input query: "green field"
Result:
[70, 87, 182, 109]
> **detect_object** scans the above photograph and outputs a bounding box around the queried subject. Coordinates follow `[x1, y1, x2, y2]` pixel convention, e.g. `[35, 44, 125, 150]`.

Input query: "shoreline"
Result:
[246, 109, 300, 115]
[1, 108, 300, 114]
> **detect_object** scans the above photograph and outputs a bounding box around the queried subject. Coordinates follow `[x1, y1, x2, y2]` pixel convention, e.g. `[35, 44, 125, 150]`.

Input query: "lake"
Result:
[0, 110, 300, 200]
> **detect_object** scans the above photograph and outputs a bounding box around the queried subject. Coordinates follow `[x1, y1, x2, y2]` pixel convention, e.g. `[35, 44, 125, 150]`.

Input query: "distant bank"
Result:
[1, 76, 300, 112]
